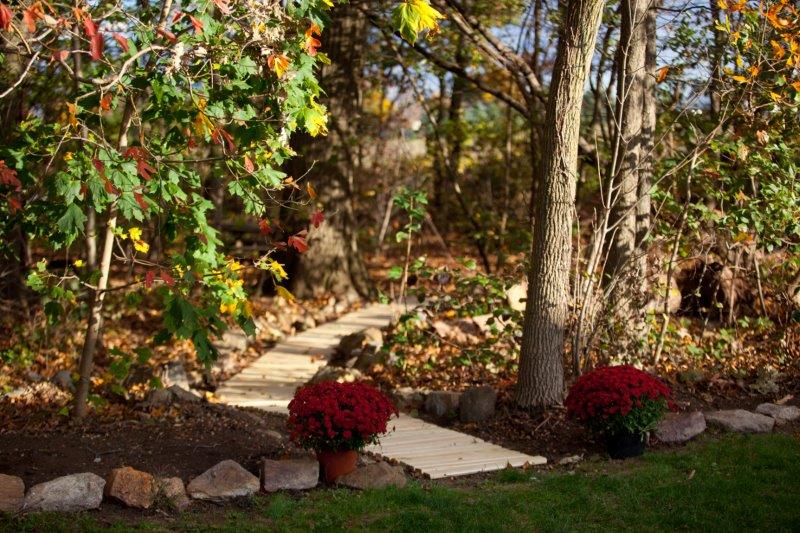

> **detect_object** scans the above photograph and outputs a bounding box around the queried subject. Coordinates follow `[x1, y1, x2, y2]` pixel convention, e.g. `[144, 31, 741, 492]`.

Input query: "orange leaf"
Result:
[258, 219, 272, 235]
[213, 0, 231, 15]
[0, 4, 13, 32]
[656, 66, 669, 83]
[113, 32, 129, 53]
[244, 155, 255, 173]
[189, 15, 203, 35]
[0, 160, 21, 190]
[100, 94, 112, 111]
[306, 182, 317, 199]
[90, 32, 104, 60]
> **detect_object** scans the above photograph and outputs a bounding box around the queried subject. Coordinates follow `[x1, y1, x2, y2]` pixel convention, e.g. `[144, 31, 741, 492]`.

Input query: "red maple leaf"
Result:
[90, 32, 104, 61]
[7, 196, 21, 212]
[258, 219, 272, 235]
[144, 270, 155, 289]
[288, 232, 308, 253]
[0, 161, 21, 190]
[310, 210, 324, 229]
[189, 15, 203, 35]
[113, 32, 129, 53]
[137, 159, 155, 181]
[82, 17, 96, 37]
[160, 270, 175, 287]
[134, 192, 148, 211]
[0, 4, 13, 32]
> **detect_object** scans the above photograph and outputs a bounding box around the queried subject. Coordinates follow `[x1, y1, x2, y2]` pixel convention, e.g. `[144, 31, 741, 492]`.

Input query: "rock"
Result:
[261, 459, 319, 492]
[0, 474, 24, 512]
[705, 409, 774, 433]
[186, 460, 259, 501]
[168, 385, 201, 403]
[459, 386, 497, 423]
[332, 328, 384, 369]
[655, 411, 706, 443]
[23, 473, 105, 512]
[142, 387, 174, 407]
[157, 361, 190, 390]
[394, 387, 426, 410]
[506, 282, 528, 312]
[309, 366, 362, 384]
[557, 455, 583, 466]
[755, 403, 800, 424]
[750, 367, 782, 395]
[105, 467, 156, 509]
[424, 391, 461, 417]
[157, 477, 190, 511]
[50, 370, 75, 392]
[336, 462, 406, 490]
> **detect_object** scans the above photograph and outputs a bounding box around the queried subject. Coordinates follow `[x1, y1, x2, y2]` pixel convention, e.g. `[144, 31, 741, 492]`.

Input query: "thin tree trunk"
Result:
[604, 0, 649, 304]
[637, 0, 657, 271]
[516, 0, 605, 409]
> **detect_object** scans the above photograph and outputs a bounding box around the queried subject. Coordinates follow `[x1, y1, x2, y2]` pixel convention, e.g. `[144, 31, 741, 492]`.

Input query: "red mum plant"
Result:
[565, 365, 674, 436]
[287, 381, 398, 452]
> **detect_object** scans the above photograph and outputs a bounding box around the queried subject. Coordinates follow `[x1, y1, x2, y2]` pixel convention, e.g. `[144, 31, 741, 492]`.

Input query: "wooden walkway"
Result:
[217, 303, 546, 478]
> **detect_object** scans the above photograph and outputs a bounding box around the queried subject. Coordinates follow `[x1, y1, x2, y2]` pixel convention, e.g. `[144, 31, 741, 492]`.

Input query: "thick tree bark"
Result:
[604, 0, 650, 299]
[638, 2, 657, 258]
[516, 0, 605, 408]
[290, 1, 371, 301]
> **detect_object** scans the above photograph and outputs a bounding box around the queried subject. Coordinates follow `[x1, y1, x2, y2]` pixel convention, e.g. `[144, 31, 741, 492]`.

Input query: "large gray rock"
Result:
[705, 409, 774, 433]
[50, 370, 75, 392]
[394, 387, 426, 410]
[0, 474, 24, 512]
[333, 328, 384, 370]
[261, 459, 319, 492]
[424, 391, 461, 417]
[655, 411, 706, 444]
[23, 473, 105, 512]
[755, 403, 800, 424]
[186, 460, 259, 501]
[157, 361, 190, 390]
[459, 386, 497, 423]
[336, 462, 406, 490]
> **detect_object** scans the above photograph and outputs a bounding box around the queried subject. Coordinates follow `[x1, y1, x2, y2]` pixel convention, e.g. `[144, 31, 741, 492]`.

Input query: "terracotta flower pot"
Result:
[316, 449, 358, 482]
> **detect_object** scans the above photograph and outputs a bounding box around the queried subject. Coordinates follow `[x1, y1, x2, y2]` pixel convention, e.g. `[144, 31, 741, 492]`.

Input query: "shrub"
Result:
[287, 381, 398, 452]
[565, 365, 674, 435]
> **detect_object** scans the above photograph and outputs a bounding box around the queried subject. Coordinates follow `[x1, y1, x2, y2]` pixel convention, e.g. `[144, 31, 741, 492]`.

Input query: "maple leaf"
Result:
[100, 94, 112, 111]
[52, 50, 69, 63]
[82, 17, 96, 37]
[306, 182, 317, 199]
[267, 54, 290, 78]
[189, 15, 203, 35]
[276, 285, 295, 302]
[134, 192, 148, 210]
[113, 32, 129, 53]
[0, 160, 21, 190]
[160, 270, 175, 287]
[258, 219, 272, 235]
[213, 0, 232, 15]
[157, 28, 177, 43]
[288, 232, 308, 253]
[304, 23, 322, 56]
[137, 159, 156, 181]
[244, 155, 255, 174]
[0, 4, 13, 32]
[22, 3, 44, 33]
[103, 179, 118, 195]
[90, 32, 104, 60]
[7, 196, 21, 212]
[656, 66, 669, 83]
[172, 11, 184, 23]
[92, 158, 105, 176]
[310, 210, 324, 228]
[144, 270, 155, 289]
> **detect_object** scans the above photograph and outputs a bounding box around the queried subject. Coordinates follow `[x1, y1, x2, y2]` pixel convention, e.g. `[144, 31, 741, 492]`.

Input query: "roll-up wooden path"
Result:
[216, 303, 546, 478]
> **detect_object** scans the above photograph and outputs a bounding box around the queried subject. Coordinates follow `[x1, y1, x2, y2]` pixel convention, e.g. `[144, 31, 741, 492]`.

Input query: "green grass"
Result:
[5, 433, 800, 532]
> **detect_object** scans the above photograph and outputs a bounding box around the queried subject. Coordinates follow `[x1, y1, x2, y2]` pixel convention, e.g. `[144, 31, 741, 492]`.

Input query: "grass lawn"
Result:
[5, 432, 800, 532]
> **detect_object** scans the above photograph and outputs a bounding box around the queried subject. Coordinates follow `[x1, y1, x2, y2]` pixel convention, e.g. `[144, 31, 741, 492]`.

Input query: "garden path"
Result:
[217, 303, 546, 479]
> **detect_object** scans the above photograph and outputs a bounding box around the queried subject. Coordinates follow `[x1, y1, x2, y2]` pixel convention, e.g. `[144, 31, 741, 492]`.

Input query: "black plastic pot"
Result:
[605, 430, 646, 459]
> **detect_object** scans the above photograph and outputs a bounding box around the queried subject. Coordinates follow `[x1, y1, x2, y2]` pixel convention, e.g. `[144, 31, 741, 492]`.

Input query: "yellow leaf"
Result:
[129, 227, 143, 241]
[413, 0, 444, 35]
[771, 40, 786, 59]
[769, 91, 781, 102]
[731, 75, 748, 83]
[73, 259, 85, 268]
[276, 285, 295, 303]
[267, 259, 288, 280]
[268, 53, 290, 78]
[134, 241, 150, 254]
[305, 101, 328, 137]
[219, 301, 237, 314]
[717, 0, 727, 9]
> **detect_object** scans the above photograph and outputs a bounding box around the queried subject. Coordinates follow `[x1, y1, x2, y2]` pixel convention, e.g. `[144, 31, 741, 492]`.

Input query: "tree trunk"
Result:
[516, 0, 605, 409]
[638, 1, 657, 260]
[290, 1, 371, 301]
[604, 0, 649, 301]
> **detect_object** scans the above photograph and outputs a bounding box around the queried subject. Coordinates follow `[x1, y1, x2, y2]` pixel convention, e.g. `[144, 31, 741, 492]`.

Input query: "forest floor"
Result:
[2, 433, 799, 531]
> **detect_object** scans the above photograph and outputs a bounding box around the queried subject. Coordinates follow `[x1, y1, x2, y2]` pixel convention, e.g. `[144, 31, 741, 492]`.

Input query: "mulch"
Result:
[0, 401, 297, 487]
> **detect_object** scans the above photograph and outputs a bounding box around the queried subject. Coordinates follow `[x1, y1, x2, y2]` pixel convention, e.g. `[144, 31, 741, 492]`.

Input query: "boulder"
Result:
[705, 409, 774, 433]
[23, 473, 105, 512]
[157, 477, 190, 511]
[0, 474, 24, 512]
[105, 466, 157, 509]
[332, 328, 384, 369]
[50, 370, 75, 392]
[261, 459, 319, 492]
[186, 460, 259, 501]
[755, 403, 800, 424]
[424, 391, 461, 417]
[336, 462, 406, 490]
[168, 385, 201, 403]
[394, 387, 426, 410]
[142, 387, 174, 408]
[157, 361, 190, 390]
[459, 386, 497, 423]
[654, 411, 706, 444]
